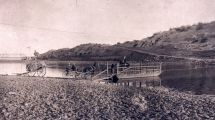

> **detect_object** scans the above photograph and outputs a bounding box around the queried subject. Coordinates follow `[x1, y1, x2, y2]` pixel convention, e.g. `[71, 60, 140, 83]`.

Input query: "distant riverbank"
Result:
[0, 75, 214, 119]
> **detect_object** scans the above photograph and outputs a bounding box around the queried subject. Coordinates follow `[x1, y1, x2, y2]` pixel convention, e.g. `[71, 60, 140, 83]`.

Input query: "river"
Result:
[0, 60, 215, 95]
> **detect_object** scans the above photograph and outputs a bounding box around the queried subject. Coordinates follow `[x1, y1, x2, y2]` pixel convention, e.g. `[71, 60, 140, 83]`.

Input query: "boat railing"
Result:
[92, 62, 162, 80]
[117, 64, 161, 76]
[92, 69, 109, 80]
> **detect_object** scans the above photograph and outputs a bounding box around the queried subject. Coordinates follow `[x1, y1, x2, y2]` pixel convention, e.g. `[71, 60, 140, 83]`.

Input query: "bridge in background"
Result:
[0, 53, 28, 60]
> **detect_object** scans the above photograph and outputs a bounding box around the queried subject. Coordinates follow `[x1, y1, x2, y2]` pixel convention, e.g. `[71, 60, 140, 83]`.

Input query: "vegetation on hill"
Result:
[118, 21, 215, 59]
[39, 43, 173, 61]
[39, 21, 215, 61]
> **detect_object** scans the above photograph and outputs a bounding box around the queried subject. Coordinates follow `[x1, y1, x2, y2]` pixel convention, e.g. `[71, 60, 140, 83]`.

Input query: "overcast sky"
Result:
[0, 0, 215, 55]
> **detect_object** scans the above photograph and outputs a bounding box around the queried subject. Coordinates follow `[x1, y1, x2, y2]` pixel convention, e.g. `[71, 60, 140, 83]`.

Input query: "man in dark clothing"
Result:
[111, 64, 115, 74]
[71, 64, 76, 71]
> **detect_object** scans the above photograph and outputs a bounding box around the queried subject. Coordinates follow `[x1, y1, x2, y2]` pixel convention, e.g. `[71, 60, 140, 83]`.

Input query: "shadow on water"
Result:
[160, 67, 215, 95]
[1, 61, 215, 95]
[114, 77, 161, 88]
[111, 62, 215, 95]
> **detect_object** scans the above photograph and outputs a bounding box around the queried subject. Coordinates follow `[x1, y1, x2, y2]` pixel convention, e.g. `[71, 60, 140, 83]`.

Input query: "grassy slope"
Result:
[39, 21, 215, 61]
[119, 21, 215, 59]
[39, 44, 172, 62]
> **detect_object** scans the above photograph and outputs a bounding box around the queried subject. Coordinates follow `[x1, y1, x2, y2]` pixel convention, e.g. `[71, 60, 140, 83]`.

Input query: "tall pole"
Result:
[160, 62, 162, 73]
[116, 63, 118, 75]
[76, 0, 78, 6]
[107, 62, 109, 76]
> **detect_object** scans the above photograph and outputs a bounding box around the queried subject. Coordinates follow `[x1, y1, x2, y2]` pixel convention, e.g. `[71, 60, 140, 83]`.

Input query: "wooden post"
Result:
[134, 81, 136, 87]
[107, 62, 109, 76]
[160, 62, 162, 73]
[140, 61, 142, 73]
[153, 66, 154, 76]
[117, 63, 119, 75]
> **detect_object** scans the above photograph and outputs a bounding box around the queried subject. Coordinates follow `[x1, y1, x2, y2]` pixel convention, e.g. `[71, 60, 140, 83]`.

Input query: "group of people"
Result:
[64, 57, 130, 83]
[65, 62, 97, 76]
[65, 56, 130, 75]
[65, 63, 77, 74]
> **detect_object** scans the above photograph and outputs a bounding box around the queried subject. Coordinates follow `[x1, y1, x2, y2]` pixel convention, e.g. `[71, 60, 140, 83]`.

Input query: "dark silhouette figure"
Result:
[65, 63, 76, 76]
[111, 75, 119, 83]
[83, 62, 97, 75]
[71, 64, 76, 71]
[119, 56, 130, 67]
[111, 64, 116, 74]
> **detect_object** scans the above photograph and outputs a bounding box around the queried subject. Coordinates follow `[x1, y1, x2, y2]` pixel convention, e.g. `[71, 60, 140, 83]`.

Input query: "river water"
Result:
[0, 60, 215, 95]
[0, 61, 64, 77]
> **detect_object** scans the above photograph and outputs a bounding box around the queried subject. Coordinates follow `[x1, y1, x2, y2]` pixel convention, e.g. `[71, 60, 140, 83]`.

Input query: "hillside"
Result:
[118, 21, 215, 59]
[39, 43, 174, 61]
[39, 21, 215, 61]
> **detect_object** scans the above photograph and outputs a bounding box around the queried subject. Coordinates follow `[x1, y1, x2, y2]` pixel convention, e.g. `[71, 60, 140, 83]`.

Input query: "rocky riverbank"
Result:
[0, 76, 214, 119]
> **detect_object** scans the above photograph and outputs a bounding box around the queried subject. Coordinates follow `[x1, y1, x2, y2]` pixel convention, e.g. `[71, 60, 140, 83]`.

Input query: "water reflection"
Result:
[0, 62, 26, 75]
[108, 66, 215, 95]
[0, 61, 215, 95]
[0, 61, 66, 77]
[113, 77, 161, 88]
[161, 67, 215, 95]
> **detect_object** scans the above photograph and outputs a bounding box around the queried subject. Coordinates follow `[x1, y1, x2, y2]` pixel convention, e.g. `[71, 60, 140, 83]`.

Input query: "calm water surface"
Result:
[0, 61, 64, 77]
[0, 61, 215, 95]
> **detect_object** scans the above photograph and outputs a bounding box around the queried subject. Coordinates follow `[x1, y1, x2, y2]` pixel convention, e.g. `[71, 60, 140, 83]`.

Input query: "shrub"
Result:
[191, 33, 207, 43]
[175, 26, 191, 32]
[196, 22, 204, 30]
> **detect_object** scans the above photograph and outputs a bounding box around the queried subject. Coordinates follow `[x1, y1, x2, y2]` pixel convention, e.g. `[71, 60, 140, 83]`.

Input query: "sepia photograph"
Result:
[0, 0, 215, 119]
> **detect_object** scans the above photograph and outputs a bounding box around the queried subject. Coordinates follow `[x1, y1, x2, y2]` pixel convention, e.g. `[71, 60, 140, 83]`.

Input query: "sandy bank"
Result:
[0, 75, 214, 119]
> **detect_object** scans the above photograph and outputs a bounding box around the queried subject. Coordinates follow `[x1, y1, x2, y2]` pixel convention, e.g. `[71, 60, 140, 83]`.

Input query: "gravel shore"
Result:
[0, 76, 214, 120]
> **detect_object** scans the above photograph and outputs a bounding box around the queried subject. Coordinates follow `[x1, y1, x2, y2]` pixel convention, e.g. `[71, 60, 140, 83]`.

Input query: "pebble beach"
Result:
[0, 75, 214, 120]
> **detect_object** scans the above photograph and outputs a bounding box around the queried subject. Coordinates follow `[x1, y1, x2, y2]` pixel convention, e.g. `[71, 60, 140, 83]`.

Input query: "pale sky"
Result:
[0, 0, 215, 55]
